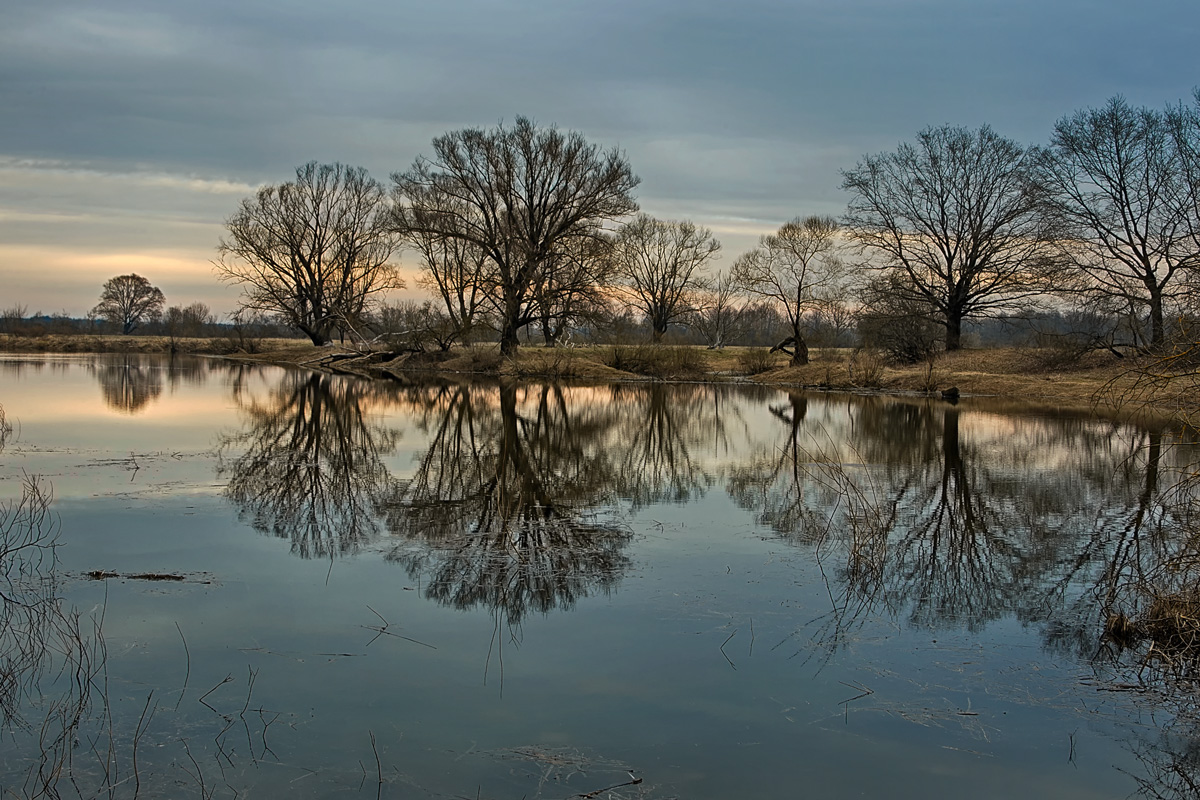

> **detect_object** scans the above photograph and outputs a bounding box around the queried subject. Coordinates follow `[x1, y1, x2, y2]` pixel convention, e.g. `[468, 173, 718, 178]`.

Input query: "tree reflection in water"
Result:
[382, 383, 632, 626]
[212, 369, 1200, 793]
[730, 391, 1200, 796]
[91, 354, 208, 414]
[217, 377, 738, 624]
[93, 354, 164, 413]
[728, 396, 1189, 640]
[218, 372, 403, 558]
[380, 382, 754, 626]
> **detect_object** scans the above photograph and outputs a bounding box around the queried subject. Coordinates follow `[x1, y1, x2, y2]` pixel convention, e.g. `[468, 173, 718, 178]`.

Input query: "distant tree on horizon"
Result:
[91, 273, 165, 335]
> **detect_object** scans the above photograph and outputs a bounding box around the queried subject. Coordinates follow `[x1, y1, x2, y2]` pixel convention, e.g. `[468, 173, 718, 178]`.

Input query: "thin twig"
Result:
[175, 621, 191, 711]
[720, 629, 738, 670]
[199, 674, 234, 714]
[369, 730, 383, 800]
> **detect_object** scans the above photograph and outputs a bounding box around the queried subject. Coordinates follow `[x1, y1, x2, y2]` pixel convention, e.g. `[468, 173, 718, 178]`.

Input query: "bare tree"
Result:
[392, 117, 639, 355]
[1170, 90, 1200, 265]
[0, 304, 27, 335]
[371, 299, 459, 352]
[164, 302, 214, 338]
[731, 216, 846, 364]
[91, 274, 165, 335]
[856, 271, 943, 363]
[612, 214, 719, 341]
[691, 271, 747, 349]
[842, 125, 1051, 351]
[407, 226, 491, 345]
[1037, 97, 1200, 351]
[530, 233, 615, 346]
[217, 162, 403, 346]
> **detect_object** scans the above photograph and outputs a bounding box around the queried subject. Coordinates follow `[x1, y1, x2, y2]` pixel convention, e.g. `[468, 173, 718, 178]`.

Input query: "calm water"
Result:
[1, 353, 1197, 798]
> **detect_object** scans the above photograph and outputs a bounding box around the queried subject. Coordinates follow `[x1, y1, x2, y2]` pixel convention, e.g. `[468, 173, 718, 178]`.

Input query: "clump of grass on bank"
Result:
[1104, 588, 1200, 680]
[602, 344, 705, 379]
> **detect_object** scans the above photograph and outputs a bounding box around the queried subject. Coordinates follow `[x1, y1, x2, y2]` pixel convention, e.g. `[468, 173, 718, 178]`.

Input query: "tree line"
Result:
[200, 93, 1200, 362]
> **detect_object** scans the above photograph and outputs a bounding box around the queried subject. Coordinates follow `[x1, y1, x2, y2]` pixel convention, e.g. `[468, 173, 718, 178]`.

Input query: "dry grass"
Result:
[601, 343, 707, 378]
[0, 333, 304, 355]
[1144, 591, 1200, 665]
[1103, 589, 1200, 680]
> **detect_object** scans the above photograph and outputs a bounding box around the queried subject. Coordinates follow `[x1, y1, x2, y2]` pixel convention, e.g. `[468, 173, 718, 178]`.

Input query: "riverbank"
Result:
[221, 340, 1190, 424]
[1, 333, 1191, 424]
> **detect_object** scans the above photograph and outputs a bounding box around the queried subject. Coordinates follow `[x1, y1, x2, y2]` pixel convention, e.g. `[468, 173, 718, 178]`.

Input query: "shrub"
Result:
[603, 344, 703, 378]
[848, 347, 886, 388]
[737, 348, 777, 375]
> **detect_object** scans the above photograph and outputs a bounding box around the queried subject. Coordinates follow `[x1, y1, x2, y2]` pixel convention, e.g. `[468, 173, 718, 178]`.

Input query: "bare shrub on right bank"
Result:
[0, 403, 11, 453]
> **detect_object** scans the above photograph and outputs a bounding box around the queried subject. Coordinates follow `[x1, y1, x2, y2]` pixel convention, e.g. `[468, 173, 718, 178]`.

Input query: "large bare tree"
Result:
[1037, 97, 1200, 350]
[842, 125, 1051, 351]
[392, 117, 639, 355]
[217, 162, 402, 346]
[611, 214, 720, 341]
[731, 216, 846, 365]
[91, 273, 165, 335]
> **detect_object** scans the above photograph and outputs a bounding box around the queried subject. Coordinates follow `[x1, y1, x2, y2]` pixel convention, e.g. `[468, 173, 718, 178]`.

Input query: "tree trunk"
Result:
[300, 324, 330, 346]
[499, 293, 521, 355]
[541, 313, 559, 347]
[791, 338, 809, 366]
[790, 324, 809, 366]
[945, 314, 962, 351]
[1148, 290, 1165, 351]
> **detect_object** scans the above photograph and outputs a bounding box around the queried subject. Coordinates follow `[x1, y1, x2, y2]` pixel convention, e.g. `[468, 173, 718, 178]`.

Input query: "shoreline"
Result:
[1, 333, 1191, 427]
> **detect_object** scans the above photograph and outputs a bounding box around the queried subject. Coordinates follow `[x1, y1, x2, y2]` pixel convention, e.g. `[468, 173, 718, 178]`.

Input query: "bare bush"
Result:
[604, 344, 703, 377]
[848, 348, 886, 387]
[372, 299, 459, 352]
[736, 348, 777, 375]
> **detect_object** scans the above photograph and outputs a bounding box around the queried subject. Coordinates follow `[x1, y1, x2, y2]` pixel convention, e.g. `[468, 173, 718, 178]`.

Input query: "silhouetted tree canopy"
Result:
[91, 274, 165, 335]
[217, 162, 403, 345]
[392, 117, 639, 354]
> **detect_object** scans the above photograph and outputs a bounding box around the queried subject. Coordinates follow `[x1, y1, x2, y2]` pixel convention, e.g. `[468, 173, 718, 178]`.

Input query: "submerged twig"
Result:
[720, 629, 738, 670]
[175, 621, 191, 711]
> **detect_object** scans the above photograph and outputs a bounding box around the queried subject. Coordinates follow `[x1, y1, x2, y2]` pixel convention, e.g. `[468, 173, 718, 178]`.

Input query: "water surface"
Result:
[1, 353, 1197, 798]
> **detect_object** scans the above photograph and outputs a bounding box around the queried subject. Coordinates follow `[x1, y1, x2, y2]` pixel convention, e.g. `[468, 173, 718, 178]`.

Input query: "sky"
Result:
[2, 0, 1198, 319]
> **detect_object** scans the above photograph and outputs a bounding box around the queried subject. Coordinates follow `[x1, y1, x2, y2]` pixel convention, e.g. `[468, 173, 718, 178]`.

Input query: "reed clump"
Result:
[1143, 590, 1200, 662]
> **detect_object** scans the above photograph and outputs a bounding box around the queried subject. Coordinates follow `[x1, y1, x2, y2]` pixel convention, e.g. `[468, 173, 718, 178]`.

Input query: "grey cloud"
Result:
[2, 0, 1199, 312]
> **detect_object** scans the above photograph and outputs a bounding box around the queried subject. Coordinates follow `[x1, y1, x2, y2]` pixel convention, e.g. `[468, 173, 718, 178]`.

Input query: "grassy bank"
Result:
[0, 333, 303, 355]
[224, 341, 1192, 422]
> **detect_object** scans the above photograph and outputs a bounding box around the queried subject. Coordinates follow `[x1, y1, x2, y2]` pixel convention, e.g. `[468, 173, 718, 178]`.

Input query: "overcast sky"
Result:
[2, 0, 1197, 317]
